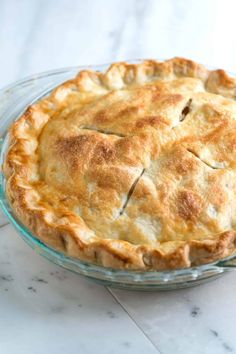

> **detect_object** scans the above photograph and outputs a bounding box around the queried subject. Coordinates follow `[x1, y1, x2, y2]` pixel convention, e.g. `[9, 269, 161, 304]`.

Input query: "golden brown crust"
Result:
[4, 57, 236, 270]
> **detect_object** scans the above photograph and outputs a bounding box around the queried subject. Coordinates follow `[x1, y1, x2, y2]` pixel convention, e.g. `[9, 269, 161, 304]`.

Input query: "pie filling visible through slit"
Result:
[4, 57, 236, 270]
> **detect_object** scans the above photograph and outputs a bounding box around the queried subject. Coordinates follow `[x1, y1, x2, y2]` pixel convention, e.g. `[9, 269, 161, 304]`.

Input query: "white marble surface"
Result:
[1, 0, 236, 353]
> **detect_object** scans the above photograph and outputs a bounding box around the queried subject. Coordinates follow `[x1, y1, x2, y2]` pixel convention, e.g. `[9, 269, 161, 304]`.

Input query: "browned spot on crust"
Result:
[166, 148, 198, 175]
[118, 106, 140, 117]
[57, 135, 94, 158]
[94, 109, 109, 124]
[95, 106, 141, 125]
[224, 130, 236, 155]
[56, 135, 97, 171]
[175, 158, 197, 175]
[228, 134, 236, 150]
[135, 116, 168, 129]
[57, 135, 116, 168]
[93, 142, 116, 163]
[168, 158, 196, 175]
[175, 159, 196, 175]
[151, 93, 183, 105]
[177, 190, 202, 221]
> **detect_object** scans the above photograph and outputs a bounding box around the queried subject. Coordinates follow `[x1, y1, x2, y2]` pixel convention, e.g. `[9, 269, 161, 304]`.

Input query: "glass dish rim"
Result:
[0, 61, 236, 284]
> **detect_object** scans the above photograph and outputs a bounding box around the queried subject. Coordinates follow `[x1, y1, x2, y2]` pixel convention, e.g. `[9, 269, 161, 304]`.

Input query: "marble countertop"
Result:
[1, 1, 236, 353]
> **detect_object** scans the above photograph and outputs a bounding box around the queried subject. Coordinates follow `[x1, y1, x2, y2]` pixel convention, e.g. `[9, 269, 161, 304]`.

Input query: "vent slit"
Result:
[118, 168, 145, 217]
[186, 149, 222, 169]
[180, 98, 192, 122]
[81, 126, 125, 138]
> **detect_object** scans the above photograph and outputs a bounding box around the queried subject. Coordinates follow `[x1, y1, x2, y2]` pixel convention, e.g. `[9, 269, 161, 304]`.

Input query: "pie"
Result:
[4, 57, 236, 270]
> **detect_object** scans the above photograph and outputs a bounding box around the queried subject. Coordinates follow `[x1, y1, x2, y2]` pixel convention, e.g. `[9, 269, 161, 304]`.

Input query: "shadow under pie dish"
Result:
[2, 57, 236, 278]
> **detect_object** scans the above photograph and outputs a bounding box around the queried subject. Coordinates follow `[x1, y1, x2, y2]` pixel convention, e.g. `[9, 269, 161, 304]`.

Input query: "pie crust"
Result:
[4, 57, 236, 270]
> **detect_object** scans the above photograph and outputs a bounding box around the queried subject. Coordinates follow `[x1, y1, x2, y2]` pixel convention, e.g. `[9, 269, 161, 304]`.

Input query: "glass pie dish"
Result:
[0, 63, 236, 291]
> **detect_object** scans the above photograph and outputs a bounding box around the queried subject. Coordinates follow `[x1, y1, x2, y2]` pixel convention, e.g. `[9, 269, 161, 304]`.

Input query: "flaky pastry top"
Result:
[4, 57, 236, 270]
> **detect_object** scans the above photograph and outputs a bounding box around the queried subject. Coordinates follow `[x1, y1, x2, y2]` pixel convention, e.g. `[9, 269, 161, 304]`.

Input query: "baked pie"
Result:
[4, 57, 236, 270]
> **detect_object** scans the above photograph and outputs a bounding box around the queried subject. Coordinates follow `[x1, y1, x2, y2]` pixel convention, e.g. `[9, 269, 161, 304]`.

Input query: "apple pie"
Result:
[4, 58, 236, 270]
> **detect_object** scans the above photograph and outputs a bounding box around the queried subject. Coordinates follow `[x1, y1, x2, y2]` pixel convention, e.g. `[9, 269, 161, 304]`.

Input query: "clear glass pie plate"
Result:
[0, 63, 236, 291]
